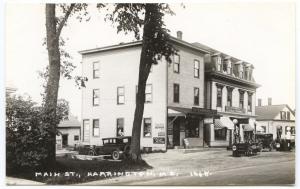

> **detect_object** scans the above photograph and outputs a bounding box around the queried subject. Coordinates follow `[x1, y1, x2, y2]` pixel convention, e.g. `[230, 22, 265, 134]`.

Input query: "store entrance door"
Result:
[173, 119, 180, 146]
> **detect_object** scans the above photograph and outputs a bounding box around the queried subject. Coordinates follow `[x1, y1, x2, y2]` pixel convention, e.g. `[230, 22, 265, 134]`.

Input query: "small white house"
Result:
[255, 100, 295, 142]
[56, 115, 81, 149]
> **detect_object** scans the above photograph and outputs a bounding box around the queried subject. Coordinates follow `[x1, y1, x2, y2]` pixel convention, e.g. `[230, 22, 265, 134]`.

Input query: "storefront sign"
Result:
[158, 132, 165, 136]
[153, 137, 165, 144]
[204, 118, 214, 124]
[191, 107, 218, 115]
[155, 123, 164, 129]
[225, 106, 246, 114]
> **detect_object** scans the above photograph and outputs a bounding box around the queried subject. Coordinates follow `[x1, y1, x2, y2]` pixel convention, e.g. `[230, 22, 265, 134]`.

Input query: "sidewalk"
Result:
[6, 177, 44, 186]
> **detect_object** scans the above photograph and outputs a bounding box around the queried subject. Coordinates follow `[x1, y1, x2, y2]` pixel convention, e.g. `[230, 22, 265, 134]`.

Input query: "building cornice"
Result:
[79, 37, 211, 56]
[206, 71, 260, 89]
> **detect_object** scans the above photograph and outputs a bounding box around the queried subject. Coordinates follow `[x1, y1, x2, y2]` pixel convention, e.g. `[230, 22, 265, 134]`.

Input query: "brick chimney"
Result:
[177, 31, 183, 40]
[268, 98, 272, 106]
[258, 98, 262, 106]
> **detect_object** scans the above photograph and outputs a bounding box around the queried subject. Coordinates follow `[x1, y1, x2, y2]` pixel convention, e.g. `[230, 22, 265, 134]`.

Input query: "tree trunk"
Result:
[44, 4, 61, 168]
[129, 4, 159, 162]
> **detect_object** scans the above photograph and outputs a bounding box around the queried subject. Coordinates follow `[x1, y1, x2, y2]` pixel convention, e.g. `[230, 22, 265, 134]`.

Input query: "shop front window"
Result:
[185, 118, 199, 138]
[215, 128, 227, 140]
[143, 118, 152, 137]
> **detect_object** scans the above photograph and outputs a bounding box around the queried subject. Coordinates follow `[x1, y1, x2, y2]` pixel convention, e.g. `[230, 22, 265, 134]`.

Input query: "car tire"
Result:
[112, 150, 120, 160]
[124, 145, 130, 159]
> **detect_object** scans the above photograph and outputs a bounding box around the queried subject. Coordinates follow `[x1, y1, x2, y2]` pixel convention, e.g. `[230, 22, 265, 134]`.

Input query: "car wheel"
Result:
[112, 150, 120, 160]
[88, 150, 95, 156]
[124, 145, 130, 159]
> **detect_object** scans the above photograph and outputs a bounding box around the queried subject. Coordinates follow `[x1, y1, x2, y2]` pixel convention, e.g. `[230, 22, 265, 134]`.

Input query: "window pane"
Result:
[74, 135, 79, 141]
[143, 118, 152, 137]
[118, 96, 125, 104]
[118, 87, 124, 95]
[117, 118, 124, 136]
[194, 88, 199, 96]
[145, 94, 152, 102]
[83, 120, 90, 142]
[93, 89, 99, 106]
[174, 54, 180, 63]
[93, 119, 99, 136]
[194, 60, 199, 69]
[146, 85, 152, 93]
[93, 62, 99, 69]
[174, 84, 179, 102]
[93, 128, 100, 136]
[174, 63, 179, 73]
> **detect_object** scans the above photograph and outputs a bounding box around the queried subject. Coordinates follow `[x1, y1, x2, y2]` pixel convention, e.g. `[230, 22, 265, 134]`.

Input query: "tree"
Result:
[43, 3, 90, 168]
[108, 4, 176, 161]
[6, 95, 70, 172]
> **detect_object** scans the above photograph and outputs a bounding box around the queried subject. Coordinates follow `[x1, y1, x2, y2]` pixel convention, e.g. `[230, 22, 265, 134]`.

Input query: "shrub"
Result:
[6, 95, 50, 172]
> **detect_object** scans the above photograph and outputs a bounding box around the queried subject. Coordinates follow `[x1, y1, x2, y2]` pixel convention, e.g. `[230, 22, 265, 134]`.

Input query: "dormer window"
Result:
[238, 63, 244, 79]
[227, 60, 232, 75]
[223, 57, 232, 75]
[280, 111, 287, 120]
[222, 61, 227, 73]
[216, 56, 222, 72]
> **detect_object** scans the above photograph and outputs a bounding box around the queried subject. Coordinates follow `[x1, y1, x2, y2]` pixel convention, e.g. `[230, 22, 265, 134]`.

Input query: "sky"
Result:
[5, 1, 296, 119]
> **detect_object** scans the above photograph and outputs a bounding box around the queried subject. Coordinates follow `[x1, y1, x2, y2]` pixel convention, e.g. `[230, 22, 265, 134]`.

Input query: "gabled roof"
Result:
[58, 115, 80, 128]
[255, 104, 294, 120]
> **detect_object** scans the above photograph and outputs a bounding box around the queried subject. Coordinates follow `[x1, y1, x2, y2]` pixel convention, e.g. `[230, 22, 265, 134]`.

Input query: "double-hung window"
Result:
[117, 87, 125, 104]
[145, 84, 152, 103]
[83, 120, 90, 142]
[93, 119, 100, 137]
[93, 89, 100, 106]
[239, 90, 244, 109]
[173, 54, 180, 73]
[216, 86, 222, 108]
[93, 62, 100, 79]
[227, 87, 233, 107]
[194, 59, 200, 78]
[116, 118, 124, 136]
[174, 83, 180, 103]
[136, 84, 152, 103]
[194, 87, 199, 105]
[143, 118, 152, 137]
[248, 92, 252, 112]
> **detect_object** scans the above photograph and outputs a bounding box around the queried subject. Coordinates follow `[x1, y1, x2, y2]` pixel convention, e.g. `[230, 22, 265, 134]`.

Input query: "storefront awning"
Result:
[214, 117, 234, 130]
[168, 106, 219, 118]
[243, 120, 264, 132]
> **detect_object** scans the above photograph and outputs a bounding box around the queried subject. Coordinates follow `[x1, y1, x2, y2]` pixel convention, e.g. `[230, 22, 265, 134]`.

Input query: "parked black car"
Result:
[255, 133, 275, 151]
[78, 136, 131, 160]
[232, 142, 260, 157]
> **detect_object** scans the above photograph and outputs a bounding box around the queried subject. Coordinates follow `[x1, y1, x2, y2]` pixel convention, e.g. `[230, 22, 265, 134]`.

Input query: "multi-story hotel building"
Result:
[79, 32, 260, 150]
[198, 44, 260, 147]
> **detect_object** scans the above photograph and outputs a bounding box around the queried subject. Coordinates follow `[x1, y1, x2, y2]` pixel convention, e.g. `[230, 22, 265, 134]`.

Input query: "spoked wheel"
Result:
[112, 150, 121, 160]
[88, 150, 96, 156]
[123, 145, 130, 159]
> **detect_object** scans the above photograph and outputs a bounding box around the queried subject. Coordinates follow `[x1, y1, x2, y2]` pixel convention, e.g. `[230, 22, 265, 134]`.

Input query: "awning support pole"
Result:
[168, 116, 180, 127]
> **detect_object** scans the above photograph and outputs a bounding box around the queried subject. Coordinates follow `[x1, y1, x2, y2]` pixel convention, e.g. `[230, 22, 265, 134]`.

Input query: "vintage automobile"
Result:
[232, 142, 261, 157]
[274, 139, 292, 151]
[78, 136, 131, 160]
[255, 133, 275, 151]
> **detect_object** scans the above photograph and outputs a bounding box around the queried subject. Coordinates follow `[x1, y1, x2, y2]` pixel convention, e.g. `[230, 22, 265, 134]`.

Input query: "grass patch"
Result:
[7, 156, 152, 185]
